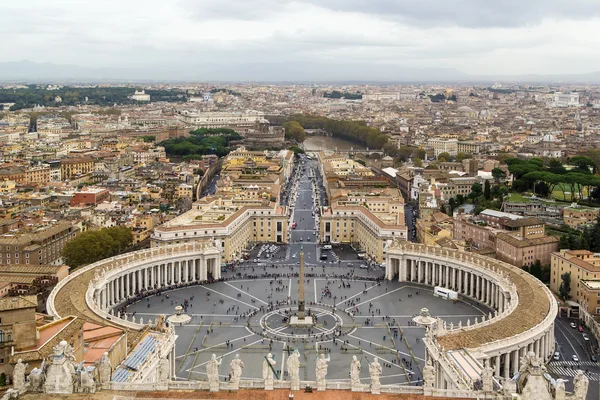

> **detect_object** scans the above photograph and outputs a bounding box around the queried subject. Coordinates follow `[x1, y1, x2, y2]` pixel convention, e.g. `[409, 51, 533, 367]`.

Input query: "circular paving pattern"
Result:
[123, 264, 491, 385]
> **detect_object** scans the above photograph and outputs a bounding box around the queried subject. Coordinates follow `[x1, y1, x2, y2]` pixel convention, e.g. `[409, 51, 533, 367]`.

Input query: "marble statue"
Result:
[555, 379, 566, 400]
[369, 357, 382, 394]
[481, 360, 494, 392]
[350, 355, 361, 390]
[77, 364, 96, 394]
[229, 354, 244, 389]
[287, 349, 300, 391]
[158, 356, 170, 383]
[12, 359, 26, 390]
[27, 359, 45, 392]
[154, 314, 168, 333]
[315, 353, 330, 391]
[262, 353, 276, 390]
[206, 354, 221, 392]
[96, 352, 112, 385]
[573, 370, 589, 400]
[423, 359, 435, 389]
[44, 340, 77, 394]
[0, 389, 18, 400]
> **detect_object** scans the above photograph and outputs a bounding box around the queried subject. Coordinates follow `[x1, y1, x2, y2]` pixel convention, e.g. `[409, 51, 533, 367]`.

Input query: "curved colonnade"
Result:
[47, 240, 556, 394]
[47, 242, 222, 337]
[385, 241, 557, 390]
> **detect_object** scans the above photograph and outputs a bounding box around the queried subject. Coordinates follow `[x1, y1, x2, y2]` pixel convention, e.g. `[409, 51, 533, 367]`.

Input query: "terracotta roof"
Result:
[496, 233, 559, 248]
[0, 295, 37, 311]
[552, 252, 600, 273]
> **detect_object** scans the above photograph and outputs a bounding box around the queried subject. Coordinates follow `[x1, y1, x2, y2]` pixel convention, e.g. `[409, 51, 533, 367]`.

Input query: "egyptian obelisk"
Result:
[297, 245, 305, 319]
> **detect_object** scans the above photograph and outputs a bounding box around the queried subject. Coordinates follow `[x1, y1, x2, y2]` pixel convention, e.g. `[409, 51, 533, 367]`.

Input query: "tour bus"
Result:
[433, 286, 458, 301]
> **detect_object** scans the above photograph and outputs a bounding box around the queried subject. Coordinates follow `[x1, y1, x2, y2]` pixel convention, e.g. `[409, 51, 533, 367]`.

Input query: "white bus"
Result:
[433, 286, 458, 301]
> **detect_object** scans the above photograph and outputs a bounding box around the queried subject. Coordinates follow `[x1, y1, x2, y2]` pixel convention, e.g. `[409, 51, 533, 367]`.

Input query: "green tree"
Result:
[63, 226, 133, 269]
[559, 272, 572, 301]
[456, 152, 471, 162]
[491, 168, 506, 184]
[529, 259, 542, 280]
[483, 180, 491, 200]
[470, 182, 483, 199]
[288, 146, 305, 155]
[437, 152, 451, 162]
[413, 148, 427, 160]
[282, 121, 306, 142]
[413, 158, 423, 168]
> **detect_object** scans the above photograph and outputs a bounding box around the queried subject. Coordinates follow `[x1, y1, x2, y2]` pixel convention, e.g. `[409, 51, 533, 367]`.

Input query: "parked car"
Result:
[583, 333, 590, 341]
[553, 352, 560, 361]
[578, 326, 584, 332]
[570, 322, 577, 329]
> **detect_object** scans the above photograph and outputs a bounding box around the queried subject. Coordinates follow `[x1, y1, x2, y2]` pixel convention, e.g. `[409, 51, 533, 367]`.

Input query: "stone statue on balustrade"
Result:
[262, 353, 276, 390]
[158, 353, 171, 383]
[206, 354, 221, 392]
[423, 359, 435, 389]
[229, 354, 244, 390]
[287, 349, 300, 391]
[350, 355, 361, 391]
[369, 357, 382, 394]
[12, 359, 26, 390]
[481, 360, 494, 392]
[75, 362, 96, 394]
[27, 359, 46, 392]
[0, 389, 18, 400]
[44, 340, 77, 394]
[154, 314, 169, 333]
[315, 353, 330, 391]
[95, 352, 112, 385]
[572, 370, 589, 400]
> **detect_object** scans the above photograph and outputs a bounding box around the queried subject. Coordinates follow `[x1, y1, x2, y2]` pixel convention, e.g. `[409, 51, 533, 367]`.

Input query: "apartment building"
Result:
[416, 212, 454, 246]
[427, 138, 458, 156]
[550, 250, 600, 314]
[0, 296, 37, 375]
[70, 187, 111, 207]
[317, 153, 407, 262]
[0, 221, 80, 265]
[60, 158, 95, 180]
[562, 205, 600, 228]
[151, 197, 288, 262]
[454, 210, 558, 267]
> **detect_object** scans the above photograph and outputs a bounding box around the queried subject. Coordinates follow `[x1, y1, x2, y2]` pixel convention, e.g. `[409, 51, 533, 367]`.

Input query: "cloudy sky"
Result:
[1, 0, 600, 80]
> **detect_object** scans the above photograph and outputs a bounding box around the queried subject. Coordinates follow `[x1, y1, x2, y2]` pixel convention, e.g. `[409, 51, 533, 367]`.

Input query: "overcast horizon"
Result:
[2, 0, 600, 81]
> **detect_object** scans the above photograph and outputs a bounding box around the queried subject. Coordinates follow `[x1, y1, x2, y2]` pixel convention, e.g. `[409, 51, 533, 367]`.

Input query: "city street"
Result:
[551, 317, 600, 399]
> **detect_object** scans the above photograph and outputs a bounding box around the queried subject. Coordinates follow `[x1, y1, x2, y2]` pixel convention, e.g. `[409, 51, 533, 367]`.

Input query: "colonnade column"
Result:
[503, 352, 510, 379]
[511, 349, 519, 376]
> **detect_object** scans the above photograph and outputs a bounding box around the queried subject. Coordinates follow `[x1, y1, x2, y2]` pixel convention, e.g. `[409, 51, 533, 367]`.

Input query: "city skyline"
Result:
[2, 0, 600, 81]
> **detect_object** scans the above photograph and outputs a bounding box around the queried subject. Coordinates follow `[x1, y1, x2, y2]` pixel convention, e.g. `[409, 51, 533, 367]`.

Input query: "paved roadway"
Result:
[551, 317, 600, 399]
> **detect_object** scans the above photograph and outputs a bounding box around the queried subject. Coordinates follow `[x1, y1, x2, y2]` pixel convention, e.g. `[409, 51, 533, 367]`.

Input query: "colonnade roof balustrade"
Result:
[388, 241, 552, 351]
[48, 242, 219, 349]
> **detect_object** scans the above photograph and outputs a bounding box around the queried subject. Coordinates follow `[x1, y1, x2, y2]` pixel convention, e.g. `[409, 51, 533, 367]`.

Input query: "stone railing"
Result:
[47, 241, 219, 325]
[424, 336, 472, 391]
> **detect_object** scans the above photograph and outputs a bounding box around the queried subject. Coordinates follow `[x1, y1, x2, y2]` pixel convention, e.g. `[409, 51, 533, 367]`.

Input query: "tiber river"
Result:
[303, 135, 367, 152]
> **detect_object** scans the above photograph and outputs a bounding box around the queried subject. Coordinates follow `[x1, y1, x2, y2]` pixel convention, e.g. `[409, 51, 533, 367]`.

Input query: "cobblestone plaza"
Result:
[124, 263, 488, 385]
